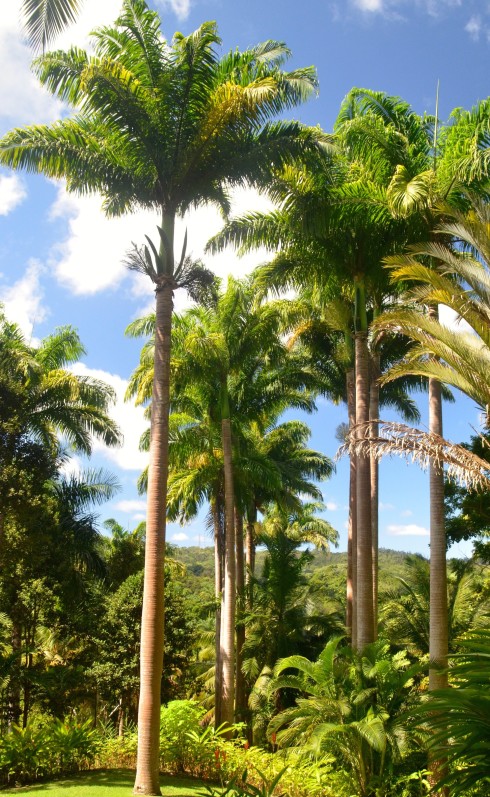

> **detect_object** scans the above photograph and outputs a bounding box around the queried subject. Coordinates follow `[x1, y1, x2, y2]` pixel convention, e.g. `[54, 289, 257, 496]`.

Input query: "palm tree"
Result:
[377, 198, 490, 419]
[21, 0, 83, 51]
[381, 557, 490, 657]
[268, 637, 420, 797]
[418, 630, 490, 796]
[336, 90, 490, 701]
[208, 151, 414, 651]
[0, 4, 322, 788]
[0, 310, 120, 457]
[127, 277, 328, 728]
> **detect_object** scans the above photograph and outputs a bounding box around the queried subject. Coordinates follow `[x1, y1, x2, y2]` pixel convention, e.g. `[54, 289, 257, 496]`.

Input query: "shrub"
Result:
[0, 718, 97, 785]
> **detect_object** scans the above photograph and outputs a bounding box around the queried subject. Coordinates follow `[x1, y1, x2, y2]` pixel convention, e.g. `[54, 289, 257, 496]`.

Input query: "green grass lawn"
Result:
[1, 769, 207, 796]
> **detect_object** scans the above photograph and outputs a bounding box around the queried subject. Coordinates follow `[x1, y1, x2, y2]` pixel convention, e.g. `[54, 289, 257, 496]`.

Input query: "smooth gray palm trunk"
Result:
[370, 353, 380, 636]
[213, 499, 224, 727]
[346, 369, 357, 644]
[134, 281, 174, 796]
[220, 416, 236, 727]
[355, 331, 374, 650]
[235, 509, 246, 721]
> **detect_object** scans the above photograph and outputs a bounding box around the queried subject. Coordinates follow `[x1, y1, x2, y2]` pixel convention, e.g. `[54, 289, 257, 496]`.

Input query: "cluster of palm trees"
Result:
[4, 1, 490, 794]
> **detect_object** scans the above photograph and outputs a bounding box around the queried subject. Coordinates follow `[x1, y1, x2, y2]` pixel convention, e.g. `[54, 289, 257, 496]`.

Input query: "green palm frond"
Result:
[22, 0, 84, 52]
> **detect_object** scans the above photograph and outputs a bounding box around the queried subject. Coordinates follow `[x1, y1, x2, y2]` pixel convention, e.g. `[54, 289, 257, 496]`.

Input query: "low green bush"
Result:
[0, 718, 97, 785]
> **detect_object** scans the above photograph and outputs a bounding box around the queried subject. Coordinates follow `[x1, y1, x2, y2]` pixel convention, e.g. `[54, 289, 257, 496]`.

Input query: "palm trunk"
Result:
[346, 368, 357, 645]
[213, 498, 224, 728]
[369, 352, 380, 638]
[245, 508, 256, 611]
[220, 412, 236, 728]
[134, 215, 175, 796]
[428, 351, 449, 794]
[355, 330, 374, 650]
[235, 509, 246, 723]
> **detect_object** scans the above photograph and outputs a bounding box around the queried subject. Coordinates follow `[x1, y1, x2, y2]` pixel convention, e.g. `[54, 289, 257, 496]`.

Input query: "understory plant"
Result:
[0, 717, 97, 785]
[268, 637, 423, 797]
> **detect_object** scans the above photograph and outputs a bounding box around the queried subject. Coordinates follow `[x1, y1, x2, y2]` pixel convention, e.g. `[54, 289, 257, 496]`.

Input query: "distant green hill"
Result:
[172, 545, 427, 604]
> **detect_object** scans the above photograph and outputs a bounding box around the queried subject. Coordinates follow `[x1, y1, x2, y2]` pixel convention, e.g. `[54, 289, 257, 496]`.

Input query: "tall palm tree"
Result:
[336, 89, 490, 700]
[208, 150, 413, 650]
[127, 277, 327, 728]
[0, 4, 322, 788]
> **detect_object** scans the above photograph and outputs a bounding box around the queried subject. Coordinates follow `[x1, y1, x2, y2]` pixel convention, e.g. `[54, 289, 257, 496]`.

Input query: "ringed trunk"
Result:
[369, 352, 380, 637]
[134, 214, 175, 796]
[235, 509, 246, 722]
[354, 331, 374, 650]
[346, 368, 357, 645]
[220, 414, 236, 728]
[213, 498, 224, 728]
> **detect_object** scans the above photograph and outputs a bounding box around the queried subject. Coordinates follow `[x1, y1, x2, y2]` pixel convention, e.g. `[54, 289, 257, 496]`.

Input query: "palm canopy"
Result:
[374, 198, 490, 424]
[335, 88, 490, 221]
[126, 277, 332, 518]
[0, 310, 120, 455]
[3, 0, 324, 241]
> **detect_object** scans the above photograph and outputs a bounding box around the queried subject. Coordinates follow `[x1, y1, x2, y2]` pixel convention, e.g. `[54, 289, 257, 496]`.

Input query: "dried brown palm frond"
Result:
[337, 420, 490, 491]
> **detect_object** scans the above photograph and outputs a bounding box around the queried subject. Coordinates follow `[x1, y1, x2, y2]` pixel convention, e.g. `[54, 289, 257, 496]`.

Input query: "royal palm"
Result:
[0, 2, 321, 789]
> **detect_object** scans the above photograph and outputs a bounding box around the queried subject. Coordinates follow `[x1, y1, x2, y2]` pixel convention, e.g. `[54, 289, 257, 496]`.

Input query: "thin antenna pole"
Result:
[433, 79, 440, 173]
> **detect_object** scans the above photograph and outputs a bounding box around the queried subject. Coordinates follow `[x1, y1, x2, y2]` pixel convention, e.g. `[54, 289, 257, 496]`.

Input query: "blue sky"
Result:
[0, 0, 488, 554]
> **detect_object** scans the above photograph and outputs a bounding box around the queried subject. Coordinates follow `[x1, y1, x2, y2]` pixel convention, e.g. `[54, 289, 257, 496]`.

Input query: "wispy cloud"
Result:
[0, 261, 48, 339]
[171, 531, 189, 542]
[465, 15, 482, 40]
[400, 509, 413, 517]
[388, 523, 429, 536]
[325, 501, 339, 511]
[156, 0, 192, 20]
[115, 500, 147, 514]
[0, 175, 27, 215]
[380, 501, 395, 511]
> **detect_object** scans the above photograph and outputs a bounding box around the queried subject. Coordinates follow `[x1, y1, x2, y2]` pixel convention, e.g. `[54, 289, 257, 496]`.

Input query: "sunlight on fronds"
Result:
[338, 421, 490, 490]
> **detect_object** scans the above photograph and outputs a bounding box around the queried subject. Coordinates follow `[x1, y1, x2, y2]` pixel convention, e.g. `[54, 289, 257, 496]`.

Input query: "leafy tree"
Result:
[90, 568, 197, 734]
[445, 433, 490, 560]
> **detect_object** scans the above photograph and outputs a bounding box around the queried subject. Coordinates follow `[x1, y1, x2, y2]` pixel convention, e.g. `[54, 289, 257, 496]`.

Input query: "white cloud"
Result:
[325, 501, 339, 511]
[0, 175, 27, 215]
[59, 454, 82, 478]
[0, 261, 48, 339]
[439, 304, 474, 335]
[400, 509, 413, 517]
[349, 0, 464, 18]
[388, 523, 429, 536]
[115, 499, 147, 513]
[156, 0, 191, 20]
[379, 501, 394, 510]
[353, 0, 384, 11]
[69, 362, 148, 472]
[48, 183, 272, 299]
[0, 2, 62, 129]
[171, 531, 189, 541]
[465, 15, 482, 40]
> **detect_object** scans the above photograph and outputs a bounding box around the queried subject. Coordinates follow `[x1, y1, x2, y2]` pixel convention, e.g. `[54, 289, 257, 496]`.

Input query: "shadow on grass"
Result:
[1, 769, 206, 795]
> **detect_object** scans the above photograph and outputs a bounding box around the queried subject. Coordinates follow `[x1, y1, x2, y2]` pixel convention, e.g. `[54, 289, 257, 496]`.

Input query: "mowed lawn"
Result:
[1, 770, 207, 796]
